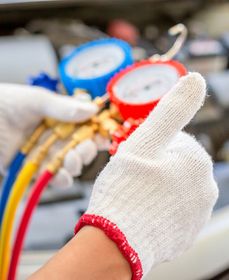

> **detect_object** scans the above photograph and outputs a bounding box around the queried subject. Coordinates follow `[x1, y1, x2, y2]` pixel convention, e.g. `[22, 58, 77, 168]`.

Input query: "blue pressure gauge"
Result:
[59, 38, 133, 98]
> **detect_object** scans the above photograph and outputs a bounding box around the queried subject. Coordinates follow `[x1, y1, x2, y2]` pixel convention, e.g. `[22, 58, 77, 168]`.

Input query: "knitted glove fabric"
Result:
[75, 73, 218, 279]
[0, 83, 98, 175]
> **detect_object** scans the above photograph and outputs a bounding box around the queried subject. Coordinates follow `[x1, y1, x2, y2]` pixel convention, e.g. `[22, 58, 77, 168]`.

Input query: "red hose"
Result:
[8, 170, 53, 280]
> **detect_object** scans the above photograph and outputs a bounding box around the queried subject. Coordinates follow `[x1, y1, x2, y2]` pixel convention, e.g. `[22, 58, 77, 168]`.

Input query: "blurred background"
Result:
[0, 0, 229, 279]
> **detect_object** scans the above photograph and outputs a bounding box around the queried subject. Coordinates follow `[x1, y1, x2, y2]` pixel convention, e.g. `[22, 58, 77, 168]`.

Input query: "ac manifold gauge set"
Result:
[0, 24, 187, 280]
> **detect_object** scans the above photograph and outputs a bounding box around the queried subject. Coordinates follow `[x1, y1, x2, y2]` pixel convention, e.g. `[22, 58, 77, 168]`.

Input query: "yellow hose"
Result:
[0, 161, 38, 280]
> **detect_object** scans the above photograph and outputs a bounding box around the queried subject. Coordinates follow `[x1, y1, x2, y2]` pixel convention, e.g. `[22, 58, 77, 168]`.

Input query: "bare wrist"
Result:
[29, 225, 131, 280]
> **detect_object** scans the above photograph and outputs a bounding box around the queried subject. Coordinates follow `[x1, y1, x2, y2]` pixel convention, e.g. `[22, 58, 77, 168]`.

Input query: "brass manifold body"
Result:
[19, 91, 108, 157]
[47, 109, 120, 174]
[20, 93, 113, 167]
[19, 89, 120, 175]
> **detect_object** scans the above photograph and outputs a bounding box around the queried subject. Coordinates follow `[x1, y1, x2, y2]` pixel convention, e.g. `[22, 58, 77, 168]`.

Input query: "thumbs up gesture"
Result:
[75, 73, 218, 280]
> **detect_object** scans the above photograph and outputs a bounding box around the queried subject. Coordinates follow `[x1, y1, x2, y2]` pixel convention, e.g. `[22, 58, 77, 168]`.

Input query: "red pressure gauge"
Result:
[107, 60, 187, 120]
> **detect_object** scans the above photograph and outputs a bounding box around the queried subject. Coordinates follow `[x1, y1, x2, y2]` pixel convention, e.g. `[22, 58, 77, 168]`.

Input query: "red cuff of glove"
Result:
[75, 214, 143, 280]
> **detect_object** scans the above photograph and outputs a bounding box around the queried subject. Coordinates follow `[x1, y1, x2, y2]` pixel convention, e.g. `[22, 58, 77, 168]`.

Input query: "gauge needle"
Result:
[123, 78, 163, 102]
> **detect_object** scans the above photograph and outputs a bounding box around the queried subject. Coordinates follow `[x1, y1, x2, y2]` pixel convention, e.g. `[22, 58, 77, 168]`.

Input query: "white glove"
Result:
[75, 73, 218, 279]
[0, 83, 98, 176]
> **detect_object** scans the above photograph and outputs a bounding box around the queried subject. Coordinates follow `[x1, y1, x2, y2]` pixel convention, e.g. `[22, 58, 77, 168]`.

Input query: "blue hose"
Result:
[0, 152, 25, 228]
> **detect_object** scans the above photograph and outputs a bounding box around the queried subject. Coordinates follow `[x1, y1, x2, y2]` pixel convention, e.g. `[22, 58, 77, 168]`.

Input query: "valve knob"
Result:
[28, 72, 59, 92]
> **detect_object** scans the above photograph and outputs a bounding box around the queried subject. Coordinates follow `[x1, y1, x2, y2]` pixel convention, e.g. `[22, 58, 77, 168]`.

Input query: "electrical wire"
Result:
[0, 162, 38, 280]
[8, 170, 53, 280]
[0, 152, 25, 228]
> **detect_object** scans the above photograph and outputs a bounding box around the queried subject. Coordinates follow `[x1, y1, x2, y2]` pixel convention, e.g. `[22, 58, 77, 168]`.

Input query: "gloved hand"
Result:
[0, 83, 98, 180]
[75, 73, 218, 279]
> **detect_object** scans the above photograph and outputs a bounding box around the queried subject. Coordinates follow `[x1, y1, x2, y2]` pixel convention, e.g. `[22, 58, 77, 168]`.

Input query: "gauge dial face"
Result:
[113, 64, 179, 104]
[66, 44, 125, 79]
